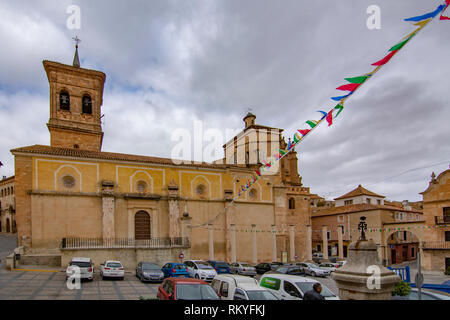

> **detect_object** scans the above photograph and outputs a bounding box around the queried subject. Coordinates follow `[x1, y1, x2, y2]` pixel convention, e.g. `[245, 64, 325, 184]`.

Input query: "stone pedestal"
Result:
[332, 240, 400, 300]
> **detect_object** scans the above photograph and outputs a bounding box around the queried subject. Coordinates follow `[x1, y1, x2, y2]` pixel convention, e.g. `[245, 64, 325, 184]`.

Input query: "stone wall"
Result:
[422, 249, 449, 272]
[18, 254, 62, 267]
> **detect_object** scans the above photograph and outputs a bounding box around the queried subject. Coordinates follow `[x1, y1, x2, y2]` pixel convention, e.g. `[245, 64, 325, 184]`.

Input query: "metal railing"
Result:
[435, 216, 450, 225]
[61, 237, 190, 249]
[422, 241, 450, 249]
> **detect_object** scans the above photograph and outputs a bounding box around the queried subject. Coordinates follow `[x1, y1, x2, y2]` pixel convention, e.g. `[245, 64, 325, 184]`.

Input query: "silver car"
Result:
[297, 262, 330, 277]
[230, 262, 257, 277]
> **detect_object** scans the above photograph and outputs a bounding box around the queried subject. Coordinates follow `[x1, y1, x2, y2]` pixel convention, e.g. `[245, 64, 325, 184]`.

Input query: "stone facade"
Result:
[0, 176, 16, 233]
[312, 185, 425, 265]
[10, 58, 312, 267]
[420, 169, 450, 272]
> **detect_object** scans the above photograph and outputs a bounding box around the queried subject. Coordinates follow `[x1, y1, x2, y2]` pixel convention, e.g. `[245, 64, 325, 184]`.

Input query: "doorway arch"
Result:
[135, 211, 151, 240]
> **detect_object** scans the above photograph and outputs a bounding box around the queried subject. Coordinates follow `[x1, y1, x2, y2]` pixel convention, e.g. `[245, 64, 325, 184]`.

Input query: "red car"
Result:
[157, 277, 220, 300]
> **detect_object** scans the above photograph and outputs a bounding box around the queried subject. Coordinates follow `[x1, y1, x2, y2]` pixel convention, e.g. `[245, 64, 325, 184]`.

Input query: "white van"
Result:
[211, 274, 277, 300]
[259, 274, 339, 300]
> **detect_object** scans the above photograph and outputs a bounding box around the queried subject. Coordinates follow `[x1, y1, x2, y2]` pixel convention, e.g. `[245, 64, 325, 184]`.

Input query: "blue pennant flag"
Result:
[404, 4, 446, 22]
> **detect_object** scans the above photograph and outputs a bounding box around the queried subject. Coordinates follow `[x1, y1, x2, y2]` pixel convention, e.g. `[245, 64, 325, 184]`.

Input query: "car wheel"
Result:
[311, 272, 316, 277]
[195, 274, 199, 279]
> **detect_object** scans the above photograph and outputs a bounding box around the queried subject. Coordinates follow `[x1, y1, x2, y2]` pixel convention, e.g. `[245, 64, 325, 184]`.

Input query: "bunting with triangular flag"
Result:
[189, 2, 450, 229]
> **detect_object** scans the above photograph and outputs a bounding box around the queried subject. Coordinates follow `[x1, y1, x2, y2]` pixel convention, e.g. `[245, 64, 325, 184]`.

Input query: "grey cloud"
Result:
[0, 0, 449, 202]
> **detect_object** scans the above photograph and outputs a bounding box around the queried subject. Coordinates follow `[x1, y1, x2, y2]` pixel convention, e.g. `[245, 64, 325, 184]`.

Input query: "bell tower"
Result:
[44, 38, 106, 151]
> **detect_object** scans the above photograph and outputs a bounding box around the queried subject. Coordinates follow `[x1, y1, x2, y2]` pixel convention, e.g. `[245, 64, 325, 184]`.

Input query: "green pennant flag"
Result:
[389, 35, 414, 52]
[306, 120, 317, 128]
[344, 75, 369, 84]
[334, 103, 344, 117]
[279, 149, 287, 156]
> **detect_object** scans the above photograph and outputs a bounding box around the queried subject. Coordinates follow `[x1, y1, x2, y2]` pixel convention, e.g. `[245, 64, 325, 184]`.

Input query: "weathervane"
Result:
[358, 216, 368, 241]
[72, 36, 81, 48]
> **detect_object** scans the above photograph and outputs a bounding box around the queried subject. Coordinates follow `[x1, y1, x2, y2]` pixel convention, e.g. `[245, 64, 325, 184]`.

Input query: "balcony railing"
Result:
[435, 216, 450, 225]
[422, 241, 450, 249]
[61, 237, 190, 250]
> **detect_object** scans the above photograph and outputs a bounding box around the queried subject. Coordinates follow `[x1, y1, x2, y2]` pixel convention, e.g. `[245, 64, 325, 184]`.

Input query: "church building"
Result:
[10, 48, 312, 268]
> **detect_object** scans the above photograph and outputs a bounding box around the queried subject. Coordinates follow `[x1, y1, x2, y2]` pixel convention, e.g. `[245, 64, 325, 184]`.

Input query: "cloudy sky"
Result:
[0, 0, 449, 201]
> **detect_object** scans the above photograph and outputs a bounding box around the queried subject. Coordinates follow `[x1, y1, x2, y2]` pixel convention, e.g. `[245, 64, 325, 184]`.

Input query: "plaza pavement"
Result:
[0, 269, 160, 300]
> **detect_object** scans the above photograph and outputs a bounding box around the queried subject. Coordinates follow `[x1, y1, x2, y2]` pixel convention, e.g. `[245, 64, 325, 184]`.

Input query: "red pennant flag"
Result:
[371, 51, 397, 66]
[336, 83, 361, 91]
[442, 1, 450, 19]
[298, 129, 310, 136]
[326, 111, 333, 126]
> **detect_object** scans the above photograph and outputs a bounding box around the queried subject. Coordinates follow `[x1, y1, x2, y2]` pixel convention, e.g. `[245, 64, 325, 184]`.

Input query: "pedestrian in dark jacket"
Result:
[303, 283, 325, 300]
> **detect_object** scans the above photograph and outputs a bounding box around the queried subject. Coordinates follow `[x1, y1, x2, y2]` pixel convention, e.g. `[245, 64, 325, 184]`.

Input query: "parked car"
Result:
[229, 262, 257, 277]
[100, 260, 124, 280]
[135, 262, 164, 282]
[211, 274, 257, 299]
[336, 260, 347, 268]
[259, 274, 339, 300]
[312, 252, 323, 263]
[296, 262, 330, 277]
[392, 288, 450, 300]
[207, 260, 232, 274]
[157, 277, 219, 300]
[255, 262, 282, 274]
[184, 260, 217, 282]
[66, 257, 94, 281]
[270, 265, 305, 276]
[161, 262, 189, 278]
[318, 262, 338, 272]
[211, 274, 277, 300]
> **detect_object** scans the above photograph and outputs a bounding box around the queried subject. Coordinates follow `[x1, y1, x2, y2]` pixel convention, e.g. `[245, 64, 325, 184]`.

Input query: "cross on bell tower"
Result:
[72, 36, 81, 68]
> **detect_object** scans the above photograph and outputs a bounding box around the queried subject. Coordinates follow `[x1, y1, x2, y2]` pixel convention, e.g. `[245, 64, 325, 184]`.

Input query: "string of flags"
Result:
[190, 2, 450, 229]
[197, 224, 449, 234]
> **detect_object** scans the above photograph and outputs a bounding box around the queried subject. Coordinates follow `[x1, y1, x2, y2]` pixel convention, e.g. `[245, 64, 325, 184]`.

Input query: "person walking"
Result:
[303, 283, 325, 300]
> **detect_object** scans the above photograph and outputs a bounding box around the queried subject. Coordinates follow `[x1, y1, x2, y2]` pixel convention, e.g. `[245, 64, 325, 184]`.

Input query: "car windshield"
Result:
[106, 263, 122, 268]
[70, 261, 91, 268]
[215, 262, 229, 268]
[196, 261, 213, 269]
[174, 264, 186, 270]
[176, 284, 219, 300]
[296, 282, 336, 298]
[142, 263, 160, 270]
[275, 267, 288, 273]
[241, 263, 253, 267]
[305, 263, 317, 268]
[246, 290, 278, 300]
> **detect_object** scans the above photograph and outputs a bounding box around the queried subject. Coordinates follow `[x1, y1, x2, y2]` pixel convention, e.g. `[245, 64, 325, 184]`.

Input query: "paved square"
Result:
[0, 269, 160, 300]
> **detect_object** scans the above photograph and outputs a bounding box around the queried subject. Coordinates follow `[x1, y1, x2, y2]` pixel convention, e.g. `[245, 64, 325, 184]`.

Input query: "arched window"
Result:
[196, 184, 206, 197]
[136, 180, 148, 193]
[135, 211, 151, 240]
[289, 197, 295, 209]
[62, 175, 76, 189]
[82, 94, 92, 114]
[59, 90, 70, 111]
[249, 188, 257, 200]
